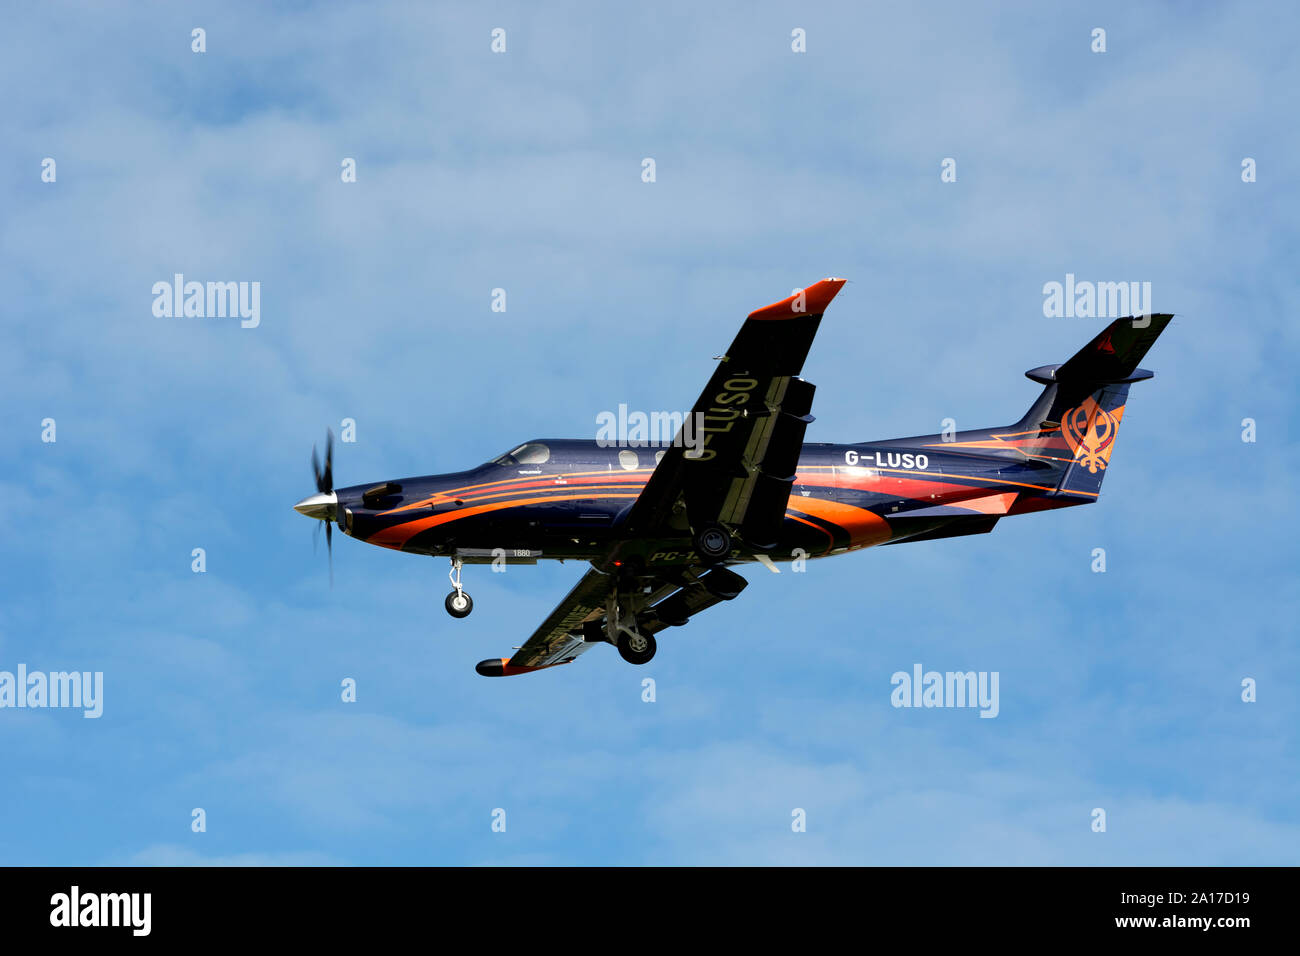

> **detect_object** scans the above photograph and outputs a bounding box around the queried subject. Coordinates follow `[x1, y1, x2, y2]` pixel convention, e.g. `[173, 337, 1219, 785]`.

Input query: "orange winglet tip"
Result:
[475, 657, 572, 677]
[747, 277, 847, 321]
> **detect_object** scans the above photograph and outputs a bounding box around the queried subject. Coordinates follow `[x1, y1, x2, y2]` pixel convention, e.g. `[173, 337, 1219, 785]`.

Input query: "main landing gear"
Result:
[693, 523, 732, 563]
[601, 593, 657, 665]
[617, 630, 657, 666]
[445, 556, 473, 618]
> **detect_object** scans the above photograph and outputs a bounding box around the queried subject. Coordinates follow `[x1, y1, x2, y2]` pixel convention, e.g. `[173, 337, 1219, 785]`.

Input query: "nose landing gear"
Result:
[445, 556, 473, 618]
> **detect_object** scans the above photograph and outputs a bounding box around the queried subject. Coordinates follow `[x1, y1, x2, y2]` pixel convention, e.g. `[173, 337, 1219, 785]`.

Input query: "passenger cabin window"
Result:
[492, 442, 551, 466]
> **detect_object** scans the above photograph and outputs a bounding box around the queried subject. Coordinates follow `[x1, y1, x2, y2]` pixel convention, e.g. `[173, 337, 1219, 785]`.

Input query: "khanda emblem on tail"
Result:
[1061, 396, 1121, 474]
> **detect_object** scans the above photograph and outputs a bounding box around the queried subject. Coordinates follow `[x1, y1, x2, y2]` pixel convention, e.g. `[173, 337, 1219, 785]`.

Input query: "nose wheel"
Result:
[445, 556, 473, 618]
[445, 590, 473, 618]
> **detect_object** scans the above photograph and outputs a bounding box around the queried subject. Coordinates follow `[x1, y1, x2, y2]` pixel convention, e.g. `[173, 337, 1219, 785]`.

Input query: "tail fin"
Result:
[1013, 314, 1173, 498]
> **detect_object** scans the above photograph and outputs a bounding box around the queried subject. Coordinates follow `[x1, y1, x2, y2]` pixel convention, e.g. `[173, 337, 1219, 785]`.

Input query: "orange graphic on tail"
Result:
[1061, 397, 1121, 473]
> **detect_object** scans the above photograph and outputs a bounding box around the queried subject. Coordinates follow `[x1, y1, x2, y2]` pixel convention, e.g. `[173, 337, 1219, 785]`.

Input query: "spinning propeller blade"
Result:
[298, 428, 340, 587]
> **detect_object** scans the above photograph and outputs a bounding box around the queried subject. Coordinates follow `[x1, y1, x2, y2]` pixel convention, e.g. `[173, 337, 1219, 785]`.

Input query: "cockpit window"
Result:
[491, 442, 551, 466]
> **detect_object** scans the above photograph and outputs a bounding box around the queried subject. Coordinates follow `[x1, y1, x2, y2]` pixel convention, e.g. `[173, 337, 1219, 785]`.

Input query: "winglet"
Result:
[747, 278, 847, 321]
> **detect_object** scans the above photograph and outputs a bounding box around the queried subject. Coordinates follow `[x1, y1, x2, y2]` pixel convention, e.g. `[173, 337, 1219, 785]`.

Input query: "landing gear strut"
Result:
[600, 590, 655, 665]
[445, 556, 473, 618]
[603, 593, 657, 664]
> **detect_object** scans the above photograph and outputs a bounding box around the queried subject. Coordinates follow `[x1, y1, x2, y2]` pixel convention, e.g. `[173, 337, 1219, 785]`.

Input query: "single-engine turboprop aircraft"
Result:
[294, 279, 1172, 676]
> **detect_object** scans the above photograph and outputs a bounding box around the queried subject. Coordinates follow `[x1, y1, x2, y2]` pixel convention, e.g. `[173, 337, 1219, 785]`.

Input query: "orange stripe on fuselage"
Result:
[786, 514, 836, 552]
[367, 492, 642, 550]
[379, 471, 653, 515]
[797, 467, 1064, 497]
[787, 496, 891, 548]
[437, 468, 641, 499]
[454, 477, 648, 505]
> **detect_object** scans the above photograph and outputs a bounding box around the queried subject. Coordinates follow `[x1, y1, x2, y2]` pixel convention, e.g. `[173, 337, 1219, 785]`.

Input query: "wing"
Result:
[475, 563, 751, 676]
[618, 278, 846, 550]
[476, 278, 845, 677]
[475, 567, 614, 676]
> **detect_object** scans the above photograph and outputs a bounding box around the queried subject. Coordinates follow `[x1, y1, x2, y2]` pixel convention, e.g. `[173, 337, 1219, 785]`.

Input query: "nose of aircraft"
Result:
[293, 490, 338, 520]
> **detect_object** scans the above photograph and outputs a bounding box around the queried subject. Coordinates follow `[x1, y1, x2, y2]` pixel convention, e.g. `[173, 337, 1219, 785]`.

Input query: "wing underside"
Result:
[475, 568, 614, 676]
[475, 563, 752, 677]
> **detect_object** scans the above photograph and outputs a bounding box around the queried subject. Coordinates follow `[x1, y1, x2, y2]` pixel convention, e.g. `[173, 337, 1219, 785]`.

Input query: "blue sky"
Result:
[1, 0, 1296, 865]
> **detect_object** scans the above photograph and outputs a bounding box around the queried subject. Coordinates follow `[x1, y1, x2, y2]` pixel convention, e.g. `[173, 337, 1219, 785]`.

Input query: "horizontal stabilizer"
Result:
[1016, 314, 1174, 431]
[1040, 314, 1173, 415]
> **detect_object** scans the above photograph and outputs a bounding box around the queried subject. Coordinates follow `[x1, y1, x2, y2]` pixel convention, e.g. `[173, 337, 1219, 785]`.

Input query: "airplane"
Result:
[293, 279, 1172, 677]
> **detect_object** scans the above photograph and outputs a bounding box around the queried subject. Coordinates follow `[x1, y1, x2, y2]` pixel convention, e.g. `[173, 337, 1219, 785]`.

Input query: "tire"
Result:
[693, 524, 732, 563]
[616, 630, 657, 665]
[445, 590, 473, 618]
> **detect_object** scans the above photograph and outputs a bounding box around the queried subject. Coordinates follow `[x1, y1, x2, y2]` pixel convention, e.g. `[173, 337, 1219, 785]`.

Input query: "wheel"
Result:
[693, 524, 732, 562]
[445, 590, 473, 618]
[617, 630, 657, 665]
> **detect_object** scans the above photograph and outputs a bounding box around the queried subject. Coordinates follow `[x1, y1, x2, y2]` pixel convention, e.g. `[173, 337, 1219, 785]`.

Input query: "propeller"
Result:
[297, 428, 340, 586]
[312, 429, 333, 498]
